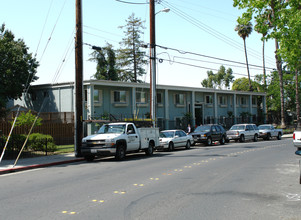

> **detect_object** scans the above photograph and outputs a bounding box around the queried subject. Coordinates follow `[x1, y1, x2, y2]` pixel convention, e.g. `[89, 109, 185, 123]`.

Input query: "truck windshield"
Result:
[258, 125, 270, 130]
[98, 124, 125, 134]
[230, 125, 245, 130]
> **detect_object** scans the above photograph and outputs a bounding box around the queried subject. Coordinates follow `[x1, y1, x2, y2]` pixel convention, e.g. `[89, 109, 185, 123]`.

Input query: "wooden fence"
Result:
[0, 122, 74, 145]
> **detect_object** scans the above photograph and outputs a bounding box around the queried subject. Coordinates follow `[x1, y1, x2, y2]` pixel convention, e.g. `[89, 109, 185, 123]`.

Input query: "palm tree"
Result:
[235, 20, 253, 91]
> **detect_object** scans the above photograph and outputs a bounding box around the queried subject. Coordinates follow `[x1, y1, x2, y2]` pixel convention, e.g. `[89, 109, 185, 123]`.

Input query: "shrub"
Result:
[28, 133, 57, 152]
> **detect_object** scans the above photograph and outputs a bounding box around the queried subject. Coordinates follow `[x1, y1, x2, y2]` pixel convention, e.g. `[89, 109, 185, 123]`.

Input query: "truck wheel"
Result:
[85, 155, 95, 162]
[145, 142, 154, 156]
[168, 142, 174, 151]
[277, 133, 282, 140]
[220, 136, 225, 145]
[206, 137, 212, 146]
[239, 135, 245, 143]
[185, 140, 191, 149]
[115, 145, 126, 160]
[266, 133, 271, 140]
[253, 134, 258, 142]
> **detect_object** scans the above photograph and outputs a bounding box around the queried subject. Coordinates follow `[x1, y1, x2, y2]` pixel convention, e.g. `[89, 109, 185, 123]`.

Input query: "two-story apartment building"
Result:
[7, 79, 266, 135]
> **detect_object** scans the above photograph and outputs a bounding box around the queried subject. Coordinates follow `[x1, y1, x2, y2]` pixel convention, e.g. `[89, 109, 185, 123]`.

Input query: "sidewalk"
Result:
[0, 134, 294, 175]
[0, 153, 84, 175]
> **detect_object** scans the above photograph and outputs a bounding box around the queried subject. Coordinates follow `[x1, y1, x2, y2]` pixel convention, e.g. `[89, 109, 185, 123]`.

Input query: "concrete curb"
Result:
[0, 158, 85, 175]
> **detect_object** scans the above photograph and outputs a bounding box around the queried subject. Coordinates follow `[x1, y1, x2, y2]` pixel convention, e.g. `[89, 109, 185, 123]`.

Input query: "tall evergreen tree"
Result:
[117, 13, 148, 83]
[89, 43, 118, 81]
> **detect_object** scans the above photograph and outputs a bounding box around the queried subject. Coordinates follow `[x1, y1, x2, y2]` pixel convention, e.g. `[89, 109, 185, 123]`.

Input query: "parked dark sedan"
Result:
[191, 124, 227, 146]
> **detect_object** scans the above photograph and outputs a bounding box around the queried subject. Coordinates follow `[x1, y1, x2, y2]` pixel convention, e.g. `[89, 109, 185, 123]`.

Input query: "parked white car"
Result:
[158, 129, 193, 151]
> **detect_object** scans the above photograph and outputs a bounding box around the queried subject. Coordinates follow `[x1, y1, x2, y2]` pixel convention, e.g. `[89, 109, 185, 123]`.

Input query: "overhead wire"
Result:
[156, 44, 275, 70]
[160, 1, 275, 65]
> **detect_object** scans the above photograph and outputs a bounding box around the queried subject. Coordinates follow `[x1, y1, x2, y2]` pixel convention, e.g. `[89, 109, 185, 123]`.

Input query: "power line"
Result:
[156, 44, 275, 70]
[160, 1, 275, 65]
[115, 0, 148, 5]
[150, 55, 259, 78]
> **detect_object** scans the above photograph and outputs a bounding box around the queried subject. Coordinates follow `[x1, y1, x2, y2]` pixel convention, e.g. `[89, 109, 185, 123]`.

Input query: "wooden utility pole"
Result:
[150, 0, 156, 127]
[75, 0, 83, 157]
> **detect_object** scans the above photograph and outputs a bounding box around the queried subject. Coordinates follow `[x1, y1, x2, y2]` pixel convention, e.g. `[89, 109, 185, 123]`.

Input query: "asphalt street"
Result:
[0, 138, 300, 220]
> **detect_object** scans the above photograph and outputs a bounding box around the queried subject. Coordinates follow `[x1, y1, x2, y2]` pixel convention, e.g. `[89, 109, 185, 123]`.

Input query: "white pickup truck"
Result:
[258, 124, 283, 140]
[81, 122, 159, 161]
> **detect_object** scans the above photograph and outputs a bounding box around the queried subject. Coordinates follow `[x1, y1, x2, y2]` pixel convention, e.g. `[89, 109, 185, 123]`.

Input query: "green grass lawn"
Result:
[55, 145, 74, 154]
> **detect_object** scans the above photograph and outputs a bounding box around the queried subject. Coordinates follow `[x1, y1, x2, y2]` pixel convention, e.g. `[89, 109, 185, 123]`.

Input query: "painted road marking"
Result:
[92, 200, 104, 203]
[62, 211, 76, 215]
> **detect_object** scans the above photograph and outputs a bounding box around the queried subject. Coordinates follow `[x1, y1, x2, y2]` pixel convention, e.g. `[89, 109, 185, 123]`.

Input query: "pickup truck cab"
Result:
[258, 124, 283, 140]
[226, 124, 259, 142]
[81, 122, 159, 161]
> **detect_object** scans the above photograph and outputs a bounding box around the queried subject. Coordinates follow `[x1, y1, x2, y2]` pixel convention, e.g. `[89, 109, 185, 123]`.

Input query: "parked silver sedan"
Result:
[158, 129, 194, 151]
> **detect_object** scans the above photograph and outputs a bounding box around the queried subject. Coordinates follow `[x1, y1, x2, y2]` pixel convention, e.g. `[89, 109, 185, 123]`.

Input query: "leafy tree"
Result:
[233, 0, 288, 127]
[276, 1, 301, 128]
[232, 77, 261, 92]
[201, 65, 234, 89]
[0, 24, 39, 117]
[89, 43, 119, 81]
[117, 13, 148, 82]
[13, 110, 42, 130]
[235, 17, 253, 91]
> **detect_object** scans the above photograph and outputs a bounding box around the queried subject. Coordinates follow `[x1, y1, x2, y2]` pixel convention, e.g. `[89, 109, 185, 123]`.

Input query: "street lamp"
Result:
[149, 2, 170, 127]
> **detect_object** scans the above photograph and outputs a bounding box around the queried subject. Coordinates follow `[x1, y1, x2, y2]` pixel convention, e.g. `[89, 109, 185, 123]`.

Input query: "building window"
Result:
[157, 92, 163, 105]
[218, 96, 227, 106]
[205, 95, 213, 104]
[114, 90, 126, 103]
[241, 97, 247, 106]
[94, 90, 102, 105]
[175, 93, 185, 106]
[136, 91, 147, 103]
[252, 97, 257, 106]
[236, 96, 239, 105]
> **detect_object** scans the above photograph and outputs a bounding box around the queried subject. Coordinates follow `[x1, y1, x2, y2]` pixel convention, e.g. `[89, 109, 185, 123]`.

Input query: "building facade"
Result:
[8, 80, 266, 134]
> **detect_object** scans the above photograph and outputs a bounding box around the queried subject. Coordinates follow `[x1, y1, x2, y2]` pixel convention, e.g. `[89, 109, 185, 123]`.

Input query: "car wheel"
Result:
[85, 155, 95, 162]
[115, 145, 126, 160]
[220, 136, 225, 145]
[266, 133, 271, 140]
[239, 135, 245, 143]
[206, 137, 212, 146]
[186, 140, 191, 149]
[145, 142, 154, 156]
[277, 133, 282, 140]
[253, 134, 258, 142]
[168, 142, 174, 151]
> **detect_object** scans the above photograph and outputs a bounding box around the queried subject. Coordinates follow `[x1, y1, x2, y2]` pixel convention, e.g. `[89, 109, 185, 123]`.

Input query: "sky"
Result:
[0, 0, 277, 88]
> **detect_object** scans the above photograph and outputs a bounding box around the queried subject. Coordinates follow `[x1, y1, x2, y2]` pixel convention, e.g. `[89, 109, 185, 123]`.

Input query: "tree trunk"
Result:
[243, 38, 252, 91]
[275, 39, 286, 128]
[262, 39, 268, 122]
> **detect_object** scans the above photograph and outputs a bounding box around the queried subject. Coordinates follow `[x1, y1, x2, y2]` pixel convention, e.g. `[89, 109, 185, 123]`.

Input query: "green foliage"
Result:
[28, 133, 57, 152]
[117, 13, 148, 82]
[232, 77, 261, 92]
[201, 65, 234, 89]
[89, 43, 119, 81]
[2, 134, 27, 151]
[13, 110, 42, 128]
[0, 24, 39, 117]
